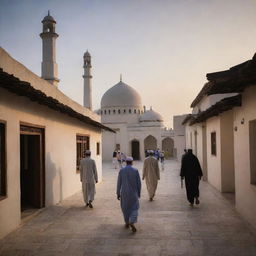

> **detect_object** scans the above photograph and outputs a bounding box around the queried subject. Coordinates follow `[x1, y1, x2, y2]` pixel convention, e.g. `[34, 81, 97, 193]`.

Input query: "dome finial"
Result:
[48, 10, 50, 16]
[120, 74, 122, 82]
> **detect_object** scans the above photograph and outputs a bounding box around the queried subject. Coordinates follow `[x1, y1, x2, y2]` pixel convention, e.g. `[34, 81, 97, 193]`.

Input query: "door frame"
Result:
[20, 123, 45, 208]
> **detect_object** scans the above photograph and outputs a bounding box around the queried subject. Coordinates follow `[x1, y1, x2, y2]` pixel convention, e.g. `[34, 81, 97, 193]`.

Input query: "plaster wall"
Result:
[192, 94, 237, 114]
[220, 111, 235, 192]
[233, 86, 256, 228]
[206, 117, 222, 191]
[0, 88, 102, 238]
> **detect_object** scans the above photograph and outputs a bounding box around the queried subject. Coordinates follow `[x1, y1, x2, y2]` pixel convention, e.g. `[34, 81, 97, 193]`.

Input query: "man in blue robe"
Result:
[116, 156, 141, 233]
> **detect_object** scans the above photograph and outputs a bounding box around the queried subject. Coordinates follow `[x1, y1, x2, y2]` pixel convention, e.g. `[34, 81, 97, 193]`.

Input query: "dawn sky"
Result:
[1, 0, 256, 127]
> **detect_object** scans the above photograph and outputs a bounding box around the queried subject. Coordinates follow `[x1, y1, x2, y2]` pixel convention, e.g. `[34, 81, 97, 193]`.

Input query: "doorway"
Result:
[20, 125, 45, 212]
[131, 140, 140, 160]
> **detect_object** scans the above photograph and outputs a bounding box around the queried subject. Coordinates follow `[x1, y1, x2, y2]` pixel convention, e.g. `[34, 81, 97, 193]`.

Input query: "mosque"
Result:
[97, 78, 176, 161]
[83, 46, 185, 162]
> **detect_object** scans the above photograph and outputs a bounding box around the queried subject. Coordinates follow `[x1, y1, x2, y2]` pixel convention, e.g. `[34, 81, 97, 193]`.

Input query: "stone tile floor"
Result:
[0, 160, 256, 256]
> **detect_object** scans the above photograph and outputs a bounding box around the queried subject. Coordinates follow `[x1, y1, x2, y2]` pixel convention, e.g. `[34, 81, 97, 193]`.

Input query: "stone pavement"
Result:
[0, 160, 256, 256]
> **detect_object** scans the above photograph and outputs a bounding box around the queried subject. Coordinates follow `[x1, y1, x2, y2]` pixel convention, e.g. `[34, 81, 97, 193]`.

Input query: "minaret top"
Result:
[84, 50, 91, 58]
[83, 50, 91, 68]
[41, 11, 58, 35]
[42, 10, 56, 23]
[120, 74, 122, 82]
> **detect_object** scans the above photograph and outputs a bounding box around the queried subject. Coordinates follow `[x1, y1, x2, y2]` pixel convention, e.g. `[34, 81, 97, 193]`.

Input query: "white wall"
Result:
[233, 86, 256, 228]
[193, 94, 238, 114]
[0, 89, 102, 238]
[206, 117, 222, 191]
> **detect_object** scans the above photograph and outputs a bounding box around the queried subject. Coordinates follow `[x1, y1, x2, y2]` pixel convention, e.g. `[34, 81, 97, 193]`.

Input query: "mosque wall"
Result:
[0, 88, 102, 239]
[233, 86, 256, 229]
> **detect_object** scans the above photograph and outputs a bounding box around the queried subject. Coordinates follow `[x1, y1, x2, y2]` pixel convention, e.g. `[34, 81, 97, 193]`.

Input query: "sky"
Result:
[1, 0, 256, 127]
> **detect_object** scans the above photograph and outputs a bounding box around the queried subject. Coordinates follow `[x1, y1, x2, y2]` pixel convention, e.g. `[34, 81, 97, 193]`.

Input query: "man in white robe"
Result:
[80, 150, 98, 208]
[142, 150, 160, 201]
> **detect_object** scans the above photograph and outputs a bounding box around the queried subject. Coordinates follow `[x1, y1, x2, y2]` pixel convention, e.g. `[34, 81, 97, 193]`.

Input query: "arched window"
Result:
[108, 110, 111, 114]
[134, 109, 136, 114]
[104, 110, 107, 114]
[118, 109, 121, 114]
[113, 109, 116, 114]
[129, 109, 131, 113]
[124, 109, 126, 114]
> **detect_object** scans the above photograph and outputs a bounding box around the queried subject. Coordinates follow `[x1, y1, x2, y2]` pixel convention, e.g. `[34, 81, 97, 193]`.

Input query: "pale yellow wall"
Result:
[0, 88, 102, 238]
[234, 86, 256, 228]
[206, 117, 222, 191]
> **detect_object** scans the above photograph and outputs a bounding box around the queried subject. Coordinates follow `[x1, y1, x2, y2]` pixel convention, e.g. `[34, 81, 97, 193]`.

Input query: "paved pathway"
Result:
[0, 160, 256, 256]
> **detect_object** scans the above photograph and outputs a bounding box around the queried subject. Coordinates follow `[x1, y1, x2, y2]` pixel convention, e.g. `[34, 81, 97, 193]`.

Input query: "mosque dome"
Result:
[101, 81, 142, 108]
[140, 108, 164, 122]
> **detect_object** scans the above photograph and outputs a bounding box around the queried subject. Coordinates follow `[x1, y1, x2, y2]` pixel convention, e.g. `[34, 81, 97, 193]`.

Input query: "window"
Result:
[123, 109, 126, 114]
[113, 109, 116, 114]
[118, 109, 121, 114]
[134, 109, 136, 114]
[104, 110, 106, 114]
[0, 122, 6, 199]
[129, 109, 131, 114]
[249, 120, 256, 185]
[108, 110, 111, 114]
[76, 135, 89, 170]
[97, 142, 100, 155]
[211, 132, 216, 156]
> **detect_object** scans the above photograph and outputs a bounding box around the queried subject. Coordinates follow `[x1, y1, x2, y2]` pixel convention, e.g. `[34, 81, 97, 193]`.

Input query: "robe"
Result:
[180, 152, 203, 204]
[142, 156, 160, 198]
[80, 157, 98, 204]
[116, 165, 141, 224]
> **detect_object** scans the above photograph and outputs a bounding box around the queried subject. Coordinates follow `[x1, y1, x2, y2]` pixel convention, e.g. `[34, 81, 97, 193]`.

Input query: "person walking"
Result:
[142, 150, 160, 201]
[116, 157, 141, 233]
[80, 150, 98, 208]
[112, 150, 118, 169]
[180, 149, 203, 206]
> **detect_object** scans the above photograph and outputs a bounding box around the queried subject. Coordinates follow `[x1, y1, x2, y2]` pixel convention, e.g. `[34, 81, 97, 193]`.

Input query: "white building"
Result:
[98, 79, 176, 161]
[0, 13, 112, 239]
[183, 54, 256, 228]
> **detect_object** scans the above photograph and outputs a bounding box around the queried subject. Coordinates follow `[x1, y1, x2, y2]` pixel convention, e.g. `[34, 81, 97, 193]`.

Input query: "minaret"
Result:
[83, 50, 92, 109]
[40, 11, 59, 86]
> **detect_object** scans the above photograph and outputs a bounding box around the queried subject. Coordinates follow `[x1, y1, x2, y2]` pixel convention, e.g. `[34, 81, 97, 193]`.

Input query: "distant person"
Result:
[154, 149, 160, 161]
[121, 152, 126, 166]
[142, 150, 160, 201]
[180, 149, 203, 206]
[181, 149, 187, 161]
[117, 151, 122, 168]
[160, 151, 165, 171]
[80, 150, 98, 208]
[112, 150, 118, 169]
[116, 157, 141, 233]
[160, 151, 165, 163]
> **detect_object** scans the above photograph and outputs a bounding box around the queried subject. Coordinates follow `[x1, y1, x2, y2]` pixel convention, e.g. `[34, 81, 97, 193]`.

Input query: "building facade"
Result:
[0, 13, 112, 239]
[183, 54, 256, 228]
